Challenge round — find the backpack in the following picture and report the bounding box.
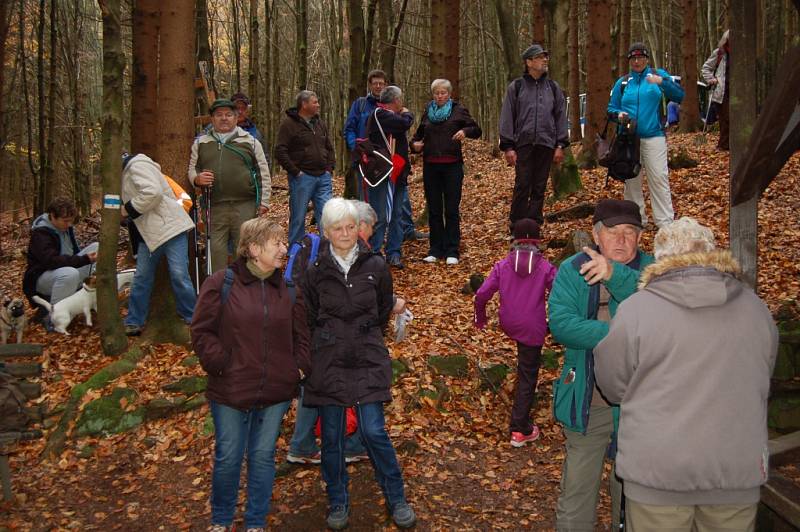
[356,110,395,189]
[604,125,641,182]
[163,174,193,213]
[284,233,321,288]
[0,372,31,432]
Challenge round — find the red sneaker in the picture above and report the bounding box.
[510,426,541,448]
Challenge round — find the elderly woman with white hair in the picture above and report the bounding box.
[411,79,481,265]
[302,197,416,530]
[594,217,778,531]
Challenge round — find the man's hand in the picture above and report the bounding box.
[579,246,613,285]
[553,147,565,165]
[257,205,269,217]
[87,252,98,263]
[708,77,718,86]
[412,141,424,152]
[195,170,214,187]
[504,149,517,167]
[392,297,407,315]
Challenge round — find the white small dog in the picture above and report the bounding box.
[33,284,97,335]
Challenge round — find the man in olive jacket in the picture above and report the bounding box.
[548,199,654,531]
[275,90,336,246]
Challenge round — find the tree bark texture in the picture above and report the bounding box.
[347,0,365,104]
[679,0,701,132]
[96,0,127,356]
[532,0,545,43]
[295,0,308,90]
[617,0,631,76]
[582,0,612,161]
[568,0,582,143]
[248,0,259,110]
[35,0,46,214]
[0,0,11,230]
[493,0,519,83]
[729,0,759,288]
[380,0,409,85]
[45,0,56,199]
[430,0,460,99]
[196,0,216,95]
[550,0,569,88]
[131,0,160,158]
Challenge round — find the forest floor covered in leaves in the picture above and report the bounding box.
[0,131,798,531]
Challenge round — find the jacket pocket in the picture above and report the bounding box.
[552,366,579,431]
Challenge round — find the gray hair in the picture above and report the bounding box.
[321,197,358,234]
[351,200,377,227]
[430,79,452,94]
[653,217,716,260]
[296,90,317,109]
[379,85,403,104]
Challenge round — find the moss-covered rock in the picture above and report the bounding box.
[202,413,215,436]
[667,147,699,169]
[428,355,468,377]
[391,359,409,385]
[542,349,561,371]
[768,396,800,433]
[75,387,144,437]
[555,230,593,266]
[180,355,199,367]
[480,363,509,392]
[162,376,207,396]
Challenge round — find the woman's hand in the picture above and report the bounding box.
[452,129,466,142]
[412,141,424,152]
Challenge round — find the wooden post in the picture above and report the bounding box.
[729,0,758,288]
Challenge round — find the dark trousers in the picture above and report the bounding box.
[422,162,464,259]
[510,144,555,226]
[510,342,542,435]
[718,93,729,150]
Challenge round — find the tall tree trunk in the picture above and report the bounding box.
[568,0,582,143]
[248,0,259,109]
[381,0,409,85]
[232,0,241,91]
[581,0,612,163]
[348,0,365,104]
[532,0,545,43]
[0,0,10,237]
[36,0,47,213]
[550,0,569,88]
[430,0,460,98]
[729,0,758,288]
[195,0,215,95]
[131,0,160,158]
[149,0,196,345]
[493,0,519,83]
[617,0,631,76]
[96,0,127,356]
[295,0,308,90]
[20,0,39,197]
[45,0,56,198]
[679,0,701,132]
[363,0,378,82]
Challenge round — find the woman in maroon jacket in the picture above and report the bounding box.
[411,79,482,265]
[191,218,310,532]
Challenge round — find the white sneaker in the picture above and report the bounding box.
[423,255,437,263]
[446,257,459,265]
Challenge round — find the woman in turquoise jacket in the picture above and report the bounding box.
[607,42,684,229]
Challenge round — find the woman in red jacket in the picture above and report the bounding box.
[191,218,311,532]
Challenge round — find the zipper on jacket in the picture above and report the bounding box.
[260,280,269,395]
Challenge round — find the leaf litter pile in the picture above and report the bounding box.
[0,131,798,530]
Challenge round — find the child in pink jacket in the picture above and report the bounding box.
[474,218,556,447]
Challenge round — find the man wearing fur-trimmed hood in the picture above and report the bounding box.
[594,217,778,531]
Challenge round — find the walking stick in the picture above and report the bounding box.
[204,186,213,276]
[192,198,201,294]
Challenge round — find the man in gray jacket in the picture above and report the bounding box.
[594,217,778,531]
[499,43,568,228]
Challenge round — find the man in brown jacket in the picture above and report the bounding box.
[275,90,336,246]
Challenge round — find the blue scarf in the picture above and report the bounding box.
[427,99,453,123]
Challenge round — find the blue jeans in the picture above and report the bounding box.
[289,387,366,457]
[366,180,405,258]
[319,402,407,511]
[209,399,291,527]
[35,242,99,305]
[400,187,416,239]
[288,171,333,245]
[125,233,196,326]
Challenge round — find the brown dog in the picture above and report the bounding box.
[1,298,26,344]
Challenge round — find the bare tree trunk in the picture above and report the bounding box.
[380,0,409,85]
[196,0,215,94]
[232,0,241,91]
[45,0,56,198]
[532,0,545,43]
[248,0,259,105]
[348,0,365,104]
[568,0,582,143]
[679,0,701,132]
[131,0,160,158]
[0,0,10,241]
[581,0,612,163]
[20,0,39,199]
[430,0,460,98]
[617,0,631,76]
[295,0,308,90]
[492,0,519,83]
[35,0,46,213]
[729,0,758,288]
[550,0,569,88]
[96,0,127,356]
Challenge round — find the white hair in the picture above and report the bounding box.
[430,79,452,94]
[351,200,377,227]
[653,217,716,260]
[321,197,358,234]
[379,85,403,104]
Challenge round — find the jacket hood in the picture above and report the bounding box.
[284,107,319,123]
[231,256,282,287]
[32,213,58,233]
[507,246,542,277]
[639,250,743,309]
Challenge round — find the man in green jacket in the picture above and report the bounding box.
[548,199,654,531]
[189,98,271,273]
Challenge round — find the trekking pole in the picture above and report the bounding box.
[204,186,213,276]
[192,198,201,294]
[702,99,713,134]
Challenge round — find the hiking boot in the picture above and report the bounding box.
[245,528,265,532]
[208,525,231,532]
[125,324,143,337]
[445,257,459,265]
[326,505,349,530]
[345,453,369,463]
[287,451,321,465]
[511,426,541,448]
[391,502,417,528]
[422,255,437,263]
[387,255,404,269]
